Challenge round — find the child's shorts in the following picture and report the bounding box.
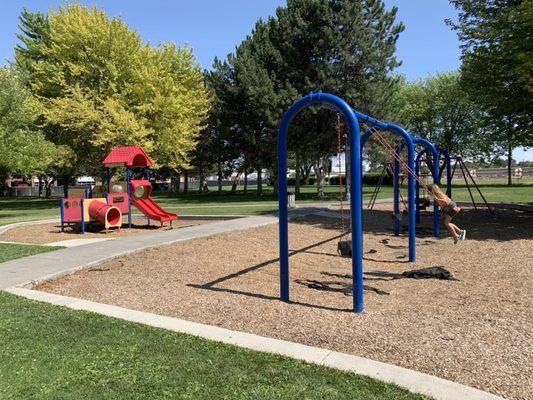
[441,201,460,217]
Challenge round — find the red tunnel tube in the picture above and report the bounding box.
[88,201,121,227]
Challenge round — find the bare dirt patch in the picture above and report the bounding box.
[37,204,533,400]
[0,217,216,244]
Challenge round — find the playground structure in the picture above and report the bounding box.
[60,146,177,233]
[277,92,472,313]
[60,196,123,234]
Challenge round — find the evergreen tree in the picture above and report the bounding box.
[209,0,404,196]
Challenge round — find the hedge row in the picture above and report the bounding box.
[286,174,393,186]
[329,175,394,186]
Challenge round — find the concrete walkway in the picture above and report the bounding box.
[0,215,277,289]
[46,238,113,248]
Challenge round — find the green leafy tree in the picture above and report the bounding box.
[0,67,56,184]
[448,0,533,184]
[15,4,208,191]
[390,72,491,159]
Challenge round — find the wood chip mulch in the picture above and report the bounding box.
[0,217,214,244]
[36,204,533,400]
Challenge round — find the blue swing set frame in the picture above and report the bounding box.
[277,92,442,313]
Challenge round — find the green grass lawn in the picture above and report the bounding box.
[0,197,59,226]
[0,180,530,225]
[0,243,63,263]
[0,292,428,400]
[442,183,533,204]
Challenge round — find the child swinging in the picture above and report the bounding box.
[427,184,466,244]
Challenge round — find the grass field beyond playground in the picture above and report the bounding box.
[0,292,426,400]
[0,181,531,226]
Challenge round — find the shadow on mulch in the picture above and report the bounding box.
[188,224,458,313]
[293,206,533,242]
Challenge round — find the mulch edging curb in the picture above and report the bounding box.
[5,287,504,400]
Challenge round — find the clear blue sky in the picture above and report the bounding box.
[1,0,462,79]
[1,0,530,160]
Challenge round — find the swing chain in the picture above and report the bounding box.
[336,114,346,236]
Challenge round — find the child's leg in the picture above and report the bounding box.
[449,222,462,235]
[444,215,459,238]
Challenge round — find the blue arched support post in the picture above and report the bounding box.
[278,93,364,313]
[391,142,416,264]
[412,137,440,237]
[126,167,132,229]
[360,127,417,261]
[437,147,452,198]
[358,121,416,262]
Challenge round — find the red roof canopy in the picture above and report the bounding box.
[102,146,153,168]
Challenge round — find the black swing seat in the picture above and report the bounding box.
[338,240,352,258]
[418,198,431,210]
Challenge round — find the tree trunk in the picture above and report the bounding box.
[176,172,181,192]
[243,169,248,194]
[183,170,189,193]
[231,171,241,193]
[217,161,223,193]
[302,161,313,185]
[295,152,301,196]
[314,158,326,199]
[257,167,263,195]
[507,144,513,186]
[170,173,179,193]
[198,168,204,193]
[45,179,53,198]
[63,178,69,198]
[303,167,310,185]
[38,175,44,198]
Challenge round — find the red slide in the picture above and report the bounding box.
[132,197,177,223]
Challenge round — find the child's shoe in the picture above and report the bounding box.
[453,236,459,244]
[460,230,466,241]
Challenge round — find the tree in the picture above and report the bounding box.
[0,67,56,184]
[15,4,208,190]
[208,0,404,197]
[390,72,491,159]
[141,43,210,172]
[448,0,533,184]
[269,0,404,197]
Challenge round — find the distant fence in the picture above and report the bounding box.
[1,186,64,197]
[0,179,269,197]
[442,166,533,180]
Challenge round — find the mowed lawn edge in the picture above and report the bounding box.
[0,292,429,400]
[0,243,64,263]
